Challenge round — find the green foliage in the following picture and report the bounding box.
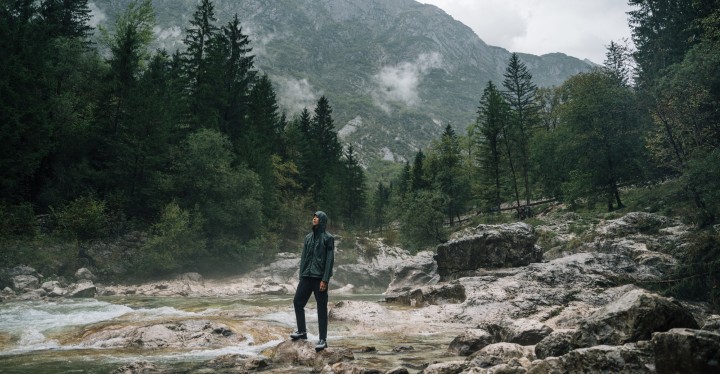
[50,196,108,241]
[662,230,720,311]
[0,203,38,239]
[398,191,448,252]
[134,202,206,276]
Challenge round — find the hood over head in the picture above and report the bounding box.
[314,211,328,232]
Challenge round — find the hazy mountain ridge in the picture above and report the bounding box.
[92,0,593,163]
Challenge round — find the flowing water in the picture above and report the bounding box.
[0,295,463,373]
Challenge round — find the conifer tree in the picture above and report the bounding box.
[473,81,510,212]
[502,53,538,215]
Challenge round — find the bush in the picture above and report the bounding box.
[50,196,108,241]
[133,202,206,277]
[0,202,38,239]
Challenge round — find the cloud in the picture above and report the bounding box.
[275,77,321,114]
[419,0,633,64]
[372,52,443,111]
[88,2,107,27]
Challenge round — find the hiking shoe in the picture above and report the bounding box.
[290,331,307,340]
[315,339,327,351]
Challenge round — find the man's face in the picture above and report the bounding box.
[313,215,319,226]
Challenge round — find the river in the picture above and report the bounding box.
[0,295,464,373]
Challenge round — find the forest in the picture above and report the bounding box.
[1,0,719,304]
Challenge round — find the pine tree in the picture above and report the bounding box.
[181,0,219,129]
[502,53,538,215]
[473,81,510,212]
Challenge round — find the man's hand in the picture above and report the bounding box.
[320,281,328,292]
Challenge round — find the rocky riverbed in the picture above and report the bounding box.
[1,211,719,373]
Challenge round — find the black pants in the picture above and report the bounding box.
[293,277,328,340]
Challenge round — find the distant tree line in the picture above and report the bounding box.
[370,0,720,250]
[0,0,366,276]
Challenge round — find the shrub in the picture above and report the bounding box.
[50,196,108,241]
[0,203,38,239]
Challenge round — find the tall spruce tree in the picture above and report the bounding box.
[502,53,538,215]
[473,81,510,212]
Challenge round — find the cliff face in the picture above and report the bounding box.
[93,0,593,162]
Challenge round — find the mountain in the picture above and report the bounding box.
[91,0,593,164]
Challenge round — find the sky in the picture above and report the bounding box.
[420,0,635,64]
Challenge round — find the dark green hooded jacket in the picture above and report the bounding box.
[299,211,335,282]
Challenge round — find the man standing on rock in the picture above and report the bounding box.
[291,211,335,351]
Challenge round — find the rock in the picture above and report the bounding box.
[421,360,468,374]
[111,361,158,374]
[595,212,670,237]
[385,283,466,307]
[74,267,96,281]
[467,343,534,369]
[8,265,40,277]
[203,354,269,372]
[435,223,541,280]
[573,288,698,347]
[11,274,39,292]
[702,314,720,332]
[2,287,16,296]
[268,339,354,368]
[534,330,575,359]
[79,320,244,349]
[335,243,432,292]
[484,319,553,346]
[385,250,439,294]
[392,345,415,353]
[385,367,410,374]
[66,279,96,298]
[652,328,720,374]
[329,300,393,323]
[448,329,494,356]
[18,288,46,300]
[176,272,203,283]
[41,280,65,297]
[529,342,654,374]
[321,362,383,373]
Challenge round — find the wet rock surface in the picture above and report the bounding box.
[2,211,717,373]
[435,222,542,280]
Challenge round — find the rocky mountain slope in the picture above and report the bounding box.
[91,0,593,163]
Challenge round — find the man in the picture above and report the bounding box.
[290,211,335,351]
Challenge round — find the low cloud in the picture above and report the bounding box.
[88,2,107,27]
[275,77,321,115]
[372,52,443,112]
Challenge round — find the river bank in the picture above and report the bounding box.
[1,211,719,373]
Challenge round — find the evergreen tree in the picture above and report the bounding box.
[39,0,92,40]
[339,145,366,227]
[410,150,428,192]
[473,81,510,212]
[502,53,538,214]
[181,0,219,129]
[371,182,390,233]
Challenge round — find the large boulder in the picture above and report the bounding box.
[448,329,495,356]
[528,342,655,374]
[484,319,553,346]
[652,328,720,374]
[385,283,466,307]
[66,279,97,298]
[74,267,96,281]
[467,342,534,369]
[41,280,65,297]
[385,250,439,294]
[534,330,575,359]
[79,320,244,349]
[421,361,468,374]
[267,340,354,368]
[435,223,541,280]
[573,288,698,347]
[11,274,39,292]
